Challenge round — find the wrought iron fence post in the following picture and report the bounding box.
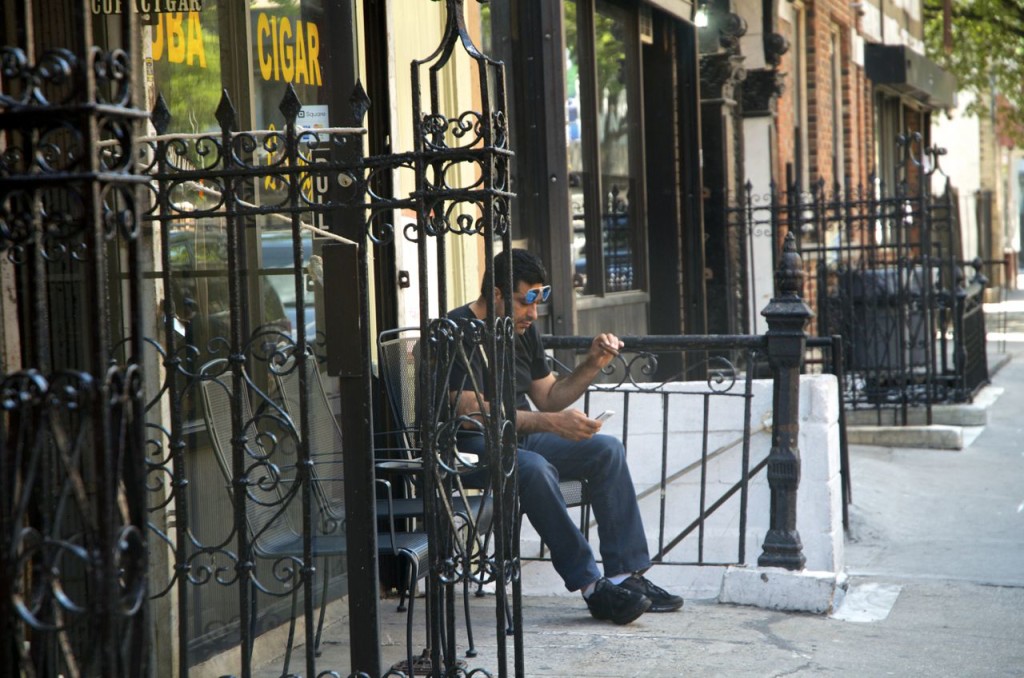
[1,11,149,675]
[758,232,812,570]
[400,1,518,676]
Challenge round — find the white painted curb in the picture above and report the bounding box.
[718,566,849,614]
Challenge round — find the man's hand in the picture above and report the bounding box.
[587,332,624,370]
[550,408,603,441]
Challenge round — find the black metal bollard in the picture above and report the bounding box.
[758,232,813,570]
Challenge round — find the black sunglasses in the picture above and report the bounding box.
[521,285,552,305]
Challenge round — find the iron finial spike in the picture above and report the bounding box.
[279,84,302,124]
[215,90,237,132]
[350,80,371,125]
[151,93,171,134]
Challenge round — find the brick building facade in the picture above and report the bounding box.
[728,0,955,329]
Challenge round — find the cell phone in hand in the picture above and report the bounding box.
[593,410,615,422]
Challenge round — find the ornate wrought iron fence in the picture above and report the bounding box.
[137,7,518,676]
[139,88,370,678]
[0,21,150,678]
[536,333,853,564]
[408,5,519,675]
[539,337,769,566]
[3,1,518,677]
[953,264,990,402]
[730,136,990,424]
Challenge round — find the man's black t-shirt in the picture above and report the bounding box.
[447,303,550,411]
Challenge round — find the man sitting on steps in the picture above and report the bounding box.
[447,248,683,624]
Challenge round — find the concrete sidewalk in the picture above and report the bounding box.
[258,300,1024,677]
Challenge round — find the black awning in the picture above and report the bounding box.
[864,44,957,110]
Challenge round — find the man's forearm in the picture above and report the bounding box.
[539,359,603,412]
[454,391,555,435]
[515,409,556,435]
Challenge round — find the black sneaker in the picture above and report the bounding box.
[618,574,684,612]
[585,577,651,624]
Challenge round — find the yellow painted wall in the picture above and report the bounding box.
[387,0,488,325]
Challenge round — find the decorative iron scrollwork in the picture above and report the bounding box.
[0,47,78,107]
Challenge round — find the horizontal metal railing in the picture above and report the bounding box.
[540,335,770,567]
[534,233,816,576]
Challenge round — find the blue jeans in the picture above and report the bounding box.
[459,431,651,592]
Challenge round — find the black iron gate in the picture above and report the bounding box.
[140,87,372,677]
[731,135,990,423]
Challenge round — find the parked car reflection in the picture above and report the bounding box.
[167,227,317,348]
[260,231,317,341]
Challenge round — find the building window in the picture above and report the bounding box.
[830,28,845,185]
[564,0,644,295]
[793,1,809,192]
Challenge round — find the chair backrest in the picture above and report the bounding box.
[198,362,306,556]
[272,350,345,525]
[378,327,422,445]
[272,349,428,558]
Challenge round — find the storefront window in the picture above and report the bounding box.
[250,2,327,129]
[249,2,327,348]
[146,4,340,667]
[564,0,643,295]
[150,2,328,364]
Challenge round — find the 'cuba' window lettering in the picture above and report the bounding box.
[151,12,207,67]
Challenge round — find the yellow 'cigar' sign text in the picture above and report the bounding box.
[148,10,322,88]
[256,13,322,86]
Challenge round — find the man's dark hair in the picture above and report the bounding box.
[481,248,548,299]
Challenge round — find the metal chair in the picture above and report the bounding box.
[376,327,497,533]
[197,368,350,675]
[376,329,497,655]
[265,353,432,673]
[378,326,589,634]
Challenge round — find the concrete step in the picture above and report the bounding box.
[844,384,1003,450]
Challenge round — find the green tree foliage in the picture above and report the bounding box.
[923,0,1024,143]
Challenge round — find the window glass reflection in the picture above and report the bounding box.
[149,7,223,135]
[249,0,327,346]
[564,0,589,292]
[595,0,636,292]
